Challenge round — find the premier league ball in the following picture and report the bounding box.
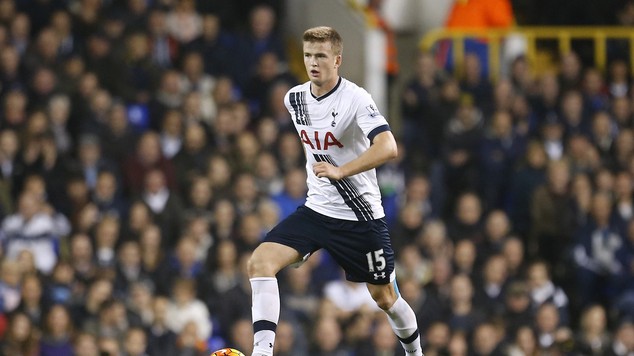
[210,348,246,356]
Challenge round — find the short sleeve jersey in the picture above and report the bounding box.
[284,77,391,221]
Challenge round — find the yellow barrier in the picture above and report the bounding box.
[420,27,634,81]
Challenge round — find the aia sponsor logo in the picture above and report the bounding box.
[299,130,343,150]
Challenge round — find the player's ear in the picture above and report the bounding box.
[334,54,342,68]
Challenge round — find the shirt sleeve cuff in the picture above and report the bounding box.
[368,124,391,144]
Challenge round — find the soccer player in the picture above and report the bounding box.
[248,26,424,356]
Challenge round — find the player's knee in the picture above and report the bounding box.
[247,253,277,278]
[374,295,397,310]
[369,286,398,310]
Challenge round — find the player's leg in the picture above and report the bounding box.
[247,206,322,356]
[248,242,301,356]
[323,216,424,356]
[248,242,303,278]
[367,282,424,356]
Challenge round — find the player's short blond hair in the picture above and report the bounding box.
[303,26,343,55]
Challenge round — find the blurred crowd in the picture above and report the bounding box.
[0,0,632,355]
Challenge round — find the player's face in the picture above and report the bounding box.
[303,40,341,89]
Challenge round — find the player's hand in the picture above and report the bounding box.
[313,162,343,181]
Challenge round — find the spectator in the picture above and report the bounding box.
[148,70,184,130]
[401,52,450,162]
[234,4,286,89]
[438,95,485,208]
[179,51,216,122]
[560,90,591,139]
[1,89,28,133]
[205,239,240,298]
[279,263,320,330]
[140,168,183,249]
[421,321,451,355]
[158,109,184,160]
[146,9,179,69]
[607,320,634,356]
[120,0,150,34]
[72,278,114,330]
[445,273,486,335]
[206,155,233,200]
[529,159,575,266]
[474,254,509,316]
[534,302,573,353]
[84,298,131,345]
[72,133,119,191]
[271,167,306,220]
[502,236,527,281]
[185,13,235,78]
[309,315,350,356]
[0,311,39,356]
[395,245,429,287]
[0,190,70,274]
[15,273,45,326]
[573,192,626,307]
[591,111,617,167]
[506,325,538,356]
[0,47,26,98]
[93,214,120,269]
[165,277,212,342]
[0,129,21,214]
[453,239,477,278]
[98,99,138,166]
[166,0,202,45]
[126,281,154,328]
[114,240,150,297]
[172,122,212,193]
[72,332,100,356]
[502,281,534,339]
[480,110,527,209]
[479,210,512,264]
[244,51,297,118]
[526,260,570,326]
[447,330,469,356]
[223,317,252,356]
[122,327,148,356]
[39,304,74,356]
[147,296,178,356]
[92,170,127,220]
[254,151,284,196]
[68,232,97,287]
[460,53,493,114]
[610,96,633,130]
[46,261,77,307]
[558,52,583,92]
[272,318,308,356]
[114,32,161,104]
[47,94,73,155]
[471,322,505,355]
[122,131,177,197]
[573,304,611,355]
[447,192,484,243]
[582,68,610,113]
[182,176,215,223]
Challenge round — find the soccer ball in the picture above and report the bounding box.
[210,348,246,356]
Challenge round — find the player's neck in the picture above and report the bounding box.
[311,76,340,98]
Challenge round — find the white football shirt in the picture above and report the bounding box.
[284,77,390,221]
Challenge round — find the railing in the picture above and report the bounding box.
[420,27,634,81]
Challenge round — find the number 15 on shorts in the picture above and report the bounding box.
[366,249,386,272]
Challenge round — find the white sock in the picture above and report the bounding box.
[385,296,424,356]
[250,277,279,356]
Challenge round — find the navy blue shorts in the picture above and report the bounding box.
[264,205,395,284]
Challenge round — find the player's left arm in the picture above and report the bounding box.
[313,130,397,180]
